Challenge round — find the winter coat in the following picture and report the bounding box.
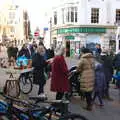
[77,53,95,92]
[113,53,120,69]
[32,53,46,84]
[51,55,70,92]
[7,47,17,59]
[100,54,113,82]
[95,62,106,92]
[18,48,31,59]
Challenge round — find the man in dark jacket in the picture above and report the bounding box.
[32,45,47,97]
[113,52,120,87]
[100,51,113,100]
[18,44,31,59]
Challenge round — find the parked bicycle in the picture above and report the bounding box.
[0,92,88,120]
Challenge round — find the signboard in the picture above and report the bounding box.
[65,36,75,40]
[34,31,39,37]
[57,27,106,34]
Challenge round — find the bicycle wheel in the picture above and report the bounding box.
[59,114,88,120]
[19,75,33,94]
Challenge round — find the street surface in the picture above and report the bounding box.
[0,58,120,120]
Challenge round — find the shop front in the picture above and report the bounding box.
[57,27,106,57]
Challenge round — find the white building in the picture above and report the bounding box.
[51,0,120,56]
[0,0,26,46]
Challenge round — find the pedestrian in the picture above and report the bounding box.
[47,44,55,59]
[51,46,70,100]
[7,43,16,66]
[93,57,106,106]
[77,48,95,111]
[32,45,47,97]
[100,50,113,100]
[18,43,31,59]
[113,51,120,87]
[29,41,37,58]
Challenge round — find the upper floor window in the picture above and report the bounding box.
[75,7,78,22]
[91,8,99,23]
[54,11,57,25]
[10,27,15,33]
[9,12,15,19]
[65,7,78,23]
[116,9,120,23]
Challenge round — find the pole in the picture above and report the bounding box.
[116,26,120,54]
[50,17,52,46]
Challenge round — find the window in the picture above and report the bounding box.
[10,27,15,33]
[9,12,15,19]
[75,7,78,22]
[91,8,99,23]
[7,20,13,24]
[116,9,120,23]
[71,7,74,22]
[54,11,57,25]
[64,7,78,23]
[66,8,69,22]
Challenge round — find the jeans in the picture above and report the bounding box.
[38,79,46,95]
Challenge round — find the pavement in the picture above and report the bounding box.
[0,58,120,120]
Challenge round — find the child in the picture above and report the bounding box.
[93,58,106,106]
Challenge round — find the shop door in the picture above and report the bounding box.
[66,41,70,57]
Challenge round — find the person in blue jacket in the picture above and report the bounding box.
[93,57,106,106]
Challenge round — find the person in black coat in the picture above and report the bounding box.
[32,45,47,97]
[18,44,31,59]
[100,51,113,100]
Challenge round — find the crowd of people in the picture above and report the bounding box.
[0,42,120,112]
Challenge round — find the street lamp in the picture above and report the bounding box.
[115,21,120,54]
[49,17,52,46]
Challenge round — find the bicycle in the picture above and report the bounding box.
[19,69,33,94]
[0,92,88,120]
[6,68,33,94]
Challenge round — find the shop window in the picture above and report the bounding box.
[54,11,57,25]
[91,8,99,23]
[116,9,120,23]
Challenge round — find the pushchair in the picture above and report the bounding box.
[68,66,85,99]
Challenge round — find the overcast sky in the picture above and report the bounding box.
[18,0,62,31]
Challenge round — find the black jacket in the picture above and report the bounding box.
[18,48,31,59]
[32,53,46,84]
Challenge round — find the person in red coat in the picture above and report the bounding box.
[51,46,70,100]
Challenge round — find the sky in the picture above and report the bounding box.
[18,0,62,31]
[0,0,63,31]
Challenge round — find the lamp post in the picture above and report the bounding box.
[50,17,52,46]
[115,21,120,54]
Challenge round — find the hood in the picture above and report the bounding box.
[81,53,93,58]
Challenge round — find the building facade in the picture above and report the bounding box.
[51,0,120,56]
[0,0,30,46]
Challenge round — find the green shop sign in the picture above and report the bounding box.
[57,27,106,34]
[65,36,75,40]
